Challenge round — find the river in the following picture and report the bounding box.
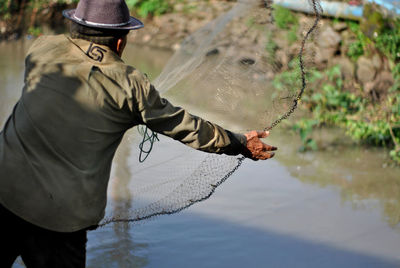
[1,38,399,268]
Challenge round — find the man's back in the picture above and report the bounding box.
[0,35,142,231]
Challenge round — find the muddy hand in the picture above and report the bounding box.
[243,130,277,160]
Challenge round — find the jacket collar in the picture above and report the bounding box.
[66,36,124,65]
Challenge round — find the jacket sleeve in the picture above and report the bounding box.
[130,72,247,156]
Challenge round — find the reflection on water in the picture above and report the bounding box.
[1,38,400,268]
[0,40,33,128]
[87,128,149,268]
[270,127,400,229]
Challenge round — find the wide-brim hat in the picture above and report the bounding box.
[63,0,144,30]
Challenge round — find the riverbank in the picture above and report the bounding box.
[133,0,400,164]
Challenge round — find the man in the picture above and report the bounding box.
[0,0,277,267]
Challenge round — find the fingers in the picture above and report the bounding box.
[245,130,269,140]
[260,151,275,160]
[252,151,275,161]
[243,130,277,160]
[263,143,277,151]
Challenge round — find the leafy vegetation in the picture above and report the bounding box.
[126,0,171,18]
[265,31,278,60]
[272,5,298,44]
[346,21,371,60]
[273,62,400,164]
[273,4,298,30]
[347,17,400,91]
[27,26,42,36]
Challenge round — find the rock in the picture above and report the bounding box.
[142,34,151,43]
[333,22,348,32]
[239,57,256,65]
[363,81,375,94]
[315,46,336,67]
[275,50,289,69]
[174,3,184,12]
[372,53,382,70]
[333,57,355,80]
[374,71,394,95]
[274,31,289,49]
[356,56,376,85]
[317,26,341,48]
[206,48,219,56]
[172,43,181,51]
[363,71,393,100]
[314,26,342,67]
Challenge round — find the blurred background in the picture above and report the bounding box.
[1,0,399,267]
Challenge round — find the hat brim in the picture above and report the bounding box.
[63,9,144,30]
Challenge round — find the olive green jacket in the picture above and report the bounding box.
[0,35,246,232]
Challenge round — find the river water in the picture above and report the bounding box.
[1,38,400,268]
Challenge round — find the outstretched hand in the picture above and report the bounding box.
[243,130,277,161]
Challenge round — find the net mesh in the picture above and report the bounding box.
[100,0,322,226]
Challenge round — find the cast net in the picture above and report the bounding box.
[100,0,322,226]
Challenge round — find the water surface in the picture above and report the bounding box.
[1,38,399,268]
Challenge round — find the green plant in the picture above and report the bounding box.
[287,24,298,44]
[27,26,42,37]
[390,149,400,164]
[265,31,277,59]
[0,0,14,16]
[374,18,400,62]
[126,0,171,18]
[273,5,298,30]
[273,63,400,164]
[347,21,370,60]
[246,17,255,28]
[293,119,318,152]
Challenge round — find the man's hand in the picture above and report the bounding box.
[243,130,277,160]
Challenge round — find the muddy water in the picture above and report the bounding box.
[1,38,399,268]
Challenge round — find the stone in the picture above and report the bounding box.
[374,71,394,94]
[333,22,348,32]
[317,26,341,48]
[363,71,393,100]
[239,57,256,65]
[172,43,181,51]
[142,34,151,43]
[206,48,219,56]
[356,56,376,85]
[372,53,382,71]
[275,50,289,69]
[315,46,336,67]
[333,57,355,81]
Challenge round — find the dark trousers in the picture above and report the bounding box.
[0,203,88,268]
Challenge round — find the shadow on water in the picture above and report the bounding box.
[122,214,400,268]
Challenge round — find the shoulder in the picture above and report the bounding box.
[100,61,151,91]
[27,34,68,55]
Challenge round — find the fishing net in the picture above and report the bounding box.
[100,0,322,226]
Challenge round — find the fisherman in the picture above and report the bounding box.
[0,0,277,266]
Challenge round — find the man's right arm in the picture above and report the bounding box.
[129,72,276,160]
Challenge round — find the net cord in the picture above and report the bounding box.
[265,0,321,131]
[103,0,322,226]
